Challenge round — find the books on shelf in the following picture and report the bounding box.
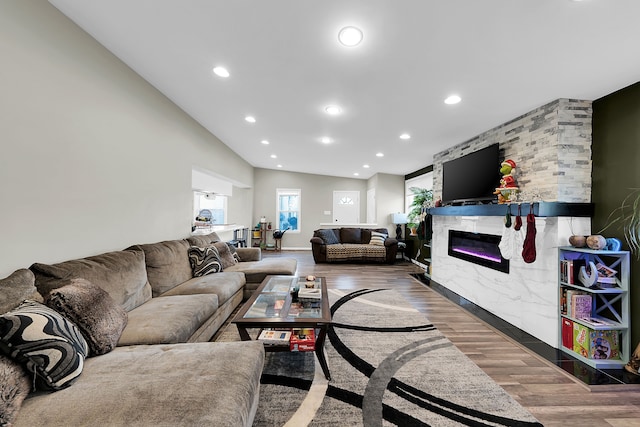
[595,262,618,285]
[258,329,291,345]
[573,323,621,360]
[560,259,586,285]
[572,294,592,320]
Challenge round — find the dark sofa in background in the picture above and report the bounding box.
[310,227,398,264]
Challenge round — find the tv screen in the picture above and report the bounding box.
[442,144,500,205]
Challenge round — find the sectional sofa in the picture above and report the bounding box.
[0,232,297,426]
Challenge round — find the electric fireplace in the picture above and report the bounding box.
[448,230,509,273]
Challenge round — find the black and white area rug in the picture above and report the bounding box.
[219,289,542,426]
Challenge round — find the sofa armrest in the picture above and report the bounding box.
[310,237,324,245]
[384,237,398,247]
[236,247,261,262]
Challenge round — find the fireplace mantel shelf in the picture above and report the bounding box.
[430,202,593,217]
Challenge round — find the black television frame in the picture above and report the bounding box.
[441,143,500,205]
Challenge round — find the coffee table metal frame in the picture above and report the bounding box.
[231,275,332,380]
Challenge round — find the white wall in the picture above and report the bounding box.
[0,1,254,277]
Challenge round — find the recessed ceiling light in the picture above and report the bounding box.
[376,152,384,157]
[325,105,342,115]
[277,164,283,168]
[444,95,462,105]
[245,116,256,123]
[320,137,333,144]
[363,164,370,168]
[270,154,277,159]
[261,140,269,145]
[399,133,411,140]
[353,172,360,176]
[338,26,363,47]
[212,66,229,78]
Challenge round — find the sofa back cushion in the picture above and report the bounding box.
[186,232,222,247]
[0,269,42,315]
[314,229,340,245]
[340,228,362,244]
[127,240,192,297]
[30,250,151,312]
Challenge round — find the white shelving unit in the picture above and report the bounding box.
[558,247,630,369]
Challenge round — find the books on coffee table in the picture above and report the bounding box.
[258,329,291,345]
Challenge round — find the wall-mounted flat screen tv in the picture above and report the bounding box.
[441,143,500,205]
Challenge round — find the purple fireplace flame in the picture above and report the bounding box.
[448,230,509,273]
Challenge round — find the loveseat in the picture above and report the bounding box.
[0,231,297,426]
[310,227,398,264]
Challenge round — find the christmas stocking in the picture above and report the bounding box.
[514,204,523,231]
[522,207,537,263]
[498,205,515,259]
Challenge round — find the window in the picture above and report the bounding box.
[276,188,300,233]
[193,192,226,225]
[405,172,433,213]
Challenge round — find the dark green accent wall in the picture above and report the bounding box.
[592,81,640,348]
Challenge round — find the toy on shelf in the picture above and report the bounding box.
[494,159,519,204]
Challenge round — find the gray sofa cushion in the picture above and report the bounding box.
[45,278,128,356]
[0,269,42,315]
[225,258,297,283]
[118,294,218,346]
[16,341,265,427]
[127,240,193,297]
[30,250,151,312]
[160,272,245,306]
[186,232,222,247]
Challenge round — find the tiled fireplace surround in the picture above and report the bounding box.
[424,99,638,385]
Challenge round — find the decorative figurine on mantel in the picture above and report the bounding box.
[494,159,519,204]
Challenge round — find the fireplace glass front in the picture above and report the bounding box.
[448,230,509,273]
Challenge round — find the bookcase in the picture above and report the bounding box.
[558,247,630,369]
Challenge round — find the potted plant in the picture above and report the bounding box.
[407,187,433,236]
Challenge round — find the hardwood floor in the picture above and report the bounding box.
[260,250,640,427]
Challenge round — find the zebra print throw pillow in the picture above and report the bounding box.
[0,300,89,390]
[369,231,387,246]
[188,246,223,277]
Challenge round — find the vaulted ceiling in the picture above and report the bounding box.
[50,0,640,179]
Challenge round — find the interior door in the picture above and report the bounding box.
[333,191,360,224]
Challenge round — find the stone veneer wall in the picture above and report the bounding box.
[432,98,592,203]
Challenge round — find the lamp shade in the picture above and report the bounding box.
[391,213,408,224]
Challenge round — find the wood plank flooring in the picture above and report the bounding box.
[259,250,640,426]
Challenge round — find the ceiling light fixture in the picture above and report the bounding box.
[444,95,462,105]
[325,105,342,115]
[261,140,269,145]
[399,133,411,140]
[212,66,229,78]
[320,137,332,144]
[353,172,360,176]
[270,154,277,159]
[338,26,363,47]
[363,164,370,168]
[245,116,256,123]
[376,152,384,157]
[277,164,283,168]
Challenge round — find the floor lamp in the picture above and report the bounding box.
[391,213,408,240]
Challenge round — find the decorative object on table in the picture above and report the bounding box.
[569,235,587,248]
[273,228,288,239]
[586,234,607,250]
[494,159,519,204]
[305,275,315,282]
[522,204,536,263]
[605,238,622,251]
[195,209,212,222]
[391,213,408,239]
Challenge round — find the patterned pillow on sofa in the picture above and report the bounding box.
[369,231,387,246]
[188,246,223,277]
[0,300,89,390]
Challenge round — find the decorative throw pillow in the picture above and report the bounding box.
[226,242,241,263]
[369,231,387,246]
[316,229,340,245]
[0,354,30,426]
[0,268,43,315]
[213,241,237,270]
[188,246,223,277]
[45,278,128,357]
[0,300,89,391]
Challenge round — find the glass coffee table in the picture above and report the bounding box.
[231,275,332,380]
